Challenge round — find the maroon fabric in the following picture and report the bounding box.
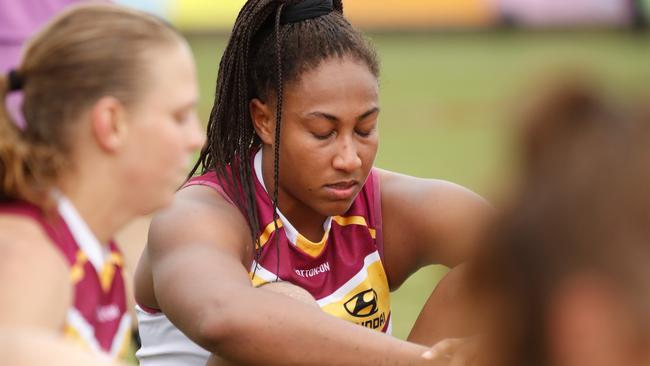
[0,200,128,354]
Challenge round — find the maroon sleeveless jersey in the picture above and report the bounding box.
[186,152,392,333]
[0,201,131,358]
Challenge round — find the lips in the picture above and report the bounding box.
[323,180,359,200]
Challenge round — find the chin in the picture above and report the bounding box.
[320,200,355,217]
[140,191,175,216]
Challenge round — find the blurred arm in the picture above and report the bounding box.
[0,216,70,331]
[0,328,127,366]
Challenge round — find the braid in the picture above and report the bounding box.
[191,0,379,272]
[333,0,343,12]
[271,3,285,281]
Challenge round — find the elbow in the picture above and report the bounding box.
[194,304,239,352]
[193,294,260,354]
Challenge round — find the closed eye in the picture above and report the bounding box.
[355,121,377,138]
[312,130,336,140]
[355,129,372,137]
[174,111,196,125]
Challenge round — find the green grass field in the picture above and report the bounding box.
[185,30,649,341]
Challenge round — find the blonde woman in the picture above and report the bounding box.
[0,3,204,360]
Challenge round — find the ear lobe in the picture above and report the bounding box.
[90,96,128,153]
[250,98,274,145]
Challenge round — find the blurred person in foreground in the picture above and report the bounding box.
[463,79,650,366]
[0,328,127,366]
[0,2,203,362]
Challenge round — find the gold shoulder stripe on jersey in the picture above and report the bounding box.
[258,218,283,247]
[332,215,376,239]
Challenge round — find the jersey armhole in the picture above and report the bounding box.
[183,177,236,207]
[370,168,385,263]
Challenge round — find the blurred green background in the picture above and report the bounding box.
[186,30,649,340]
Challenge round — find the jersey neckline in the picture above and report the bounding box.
[253,149,332,248]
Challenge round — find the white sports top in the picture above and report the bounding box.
[135,305,210,366]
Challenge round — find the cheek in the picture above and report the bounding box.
[359,137,379,166]
[280,128,316,161]
[152,124,186,157]
[278,140,326,188]
[138,126,185,175]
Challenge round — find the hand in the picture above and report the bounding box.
[421,337,479,366]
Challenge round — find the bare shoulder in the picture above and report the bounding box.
[137,184,253,309]
[0,214,70,329]
[376,169,491,287]
[0,214,68,280]
[147,184,252,264]
[377,168,487,208]
[377,169,489,236]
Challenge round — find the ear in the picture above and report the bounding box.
[250,98,274,145]
[89,96,128,153]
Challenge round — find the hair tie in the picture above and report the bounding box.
[280,0,333,24]
[7,69,24,92]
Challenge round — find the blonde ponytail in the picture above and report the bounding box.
[0,72,63,204]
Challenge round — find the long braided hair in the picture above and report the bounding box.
[189,0,379,268]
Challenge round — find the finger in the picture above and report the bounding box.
[449,339,480,366]
[421,338,465,360]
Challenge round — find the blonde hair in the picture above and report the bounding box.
[0,3,182,204]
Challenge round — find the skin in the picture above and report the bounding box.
[0,328,129,366]
[136,56,489,365]
[471,275,650,366]
[0,40,203,353]
[547,276,650,366]
[407,265,479,345]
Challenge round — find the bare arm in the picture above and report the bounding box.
[0,216,70,331]
[145,185,444,366]
[0,328,127,366]
[379,169,491,289]
[378,169,491,345]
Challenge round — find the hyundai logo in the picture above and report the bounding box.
[344,289,379,317]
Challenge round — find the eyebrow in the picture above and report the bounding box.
[307,107,380,123]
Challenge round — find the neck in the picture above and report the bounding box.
[57,171,135,245]
[260,146,327,242]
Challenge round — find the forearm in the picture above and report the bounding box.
[150,217,434,365]
[193,287,432,366]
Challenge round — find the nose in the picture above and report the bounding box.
[332,136,362,173]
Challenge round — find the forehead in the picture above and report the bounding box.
[139,42,197,103]
[283,57,379,111]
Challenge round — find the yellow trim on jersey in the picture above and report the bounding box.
[332,215,377,239]
[258,219,283,247]
[109,252,123,266]
[70,251,87,284]
[99,264,115,292]
[116,326,133,360]
[295,231,329,258]
[250,272,269,287]
[64,324,92,352]
[99,252,123,292]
